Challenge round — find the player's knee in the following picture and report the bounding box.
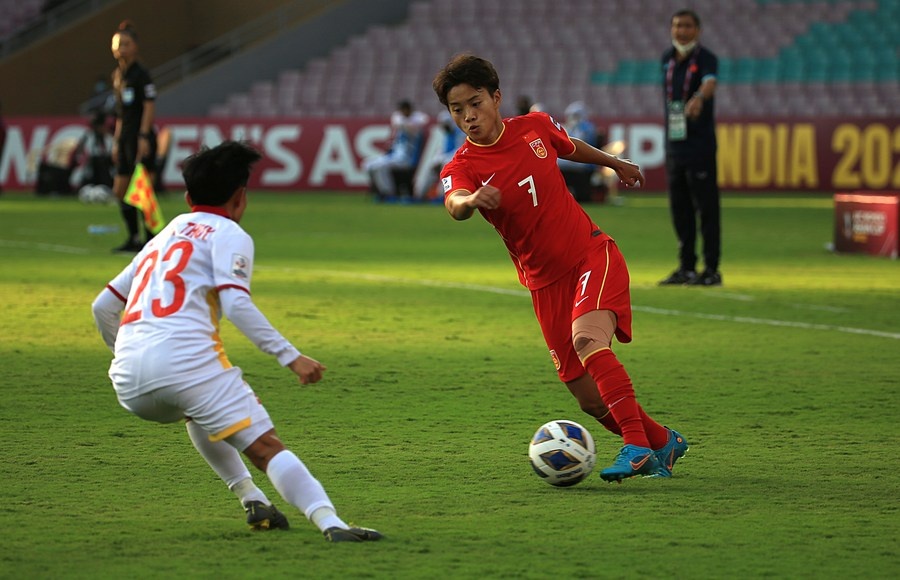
[243,430,286,472]
[572,311,615,361]
[573,332,607,363]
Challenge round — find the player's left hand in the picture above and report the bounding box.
[287,355,327,385]
[614,158,645,188]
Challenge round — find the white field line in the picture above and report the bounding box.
[270,268,900,341]
[0,239,90,255]
[2,243,890,340]
[634,305,899,340]
[788,303,850,313]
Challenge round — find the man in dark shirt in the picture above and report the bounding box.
[659,9,722,286]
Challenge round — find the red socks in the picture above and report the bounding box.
[583,349,668,450]
[639,406,670,450]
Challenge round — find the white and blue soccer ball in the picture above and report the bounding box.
[529,420,596,487]
[78,184,114,205]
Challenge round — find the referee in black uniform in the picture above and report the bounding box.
[110,20,157,253]
[658,9,722,287]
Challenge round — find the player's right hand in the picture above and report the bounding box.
[468,185,501,210]
[288,355,327,385]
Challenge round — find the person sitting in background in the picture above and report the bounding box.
[413,110,466,201]
[74,112,114,190]
[363,100,428,200]
[557,101,599,204]
[85,74,115,116]
[0,100,6,195]
[591,133,628,205]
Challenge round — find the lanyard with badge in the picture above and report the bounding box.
[666,49,698,141]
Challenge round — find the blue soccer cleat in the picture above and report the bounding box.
[652,428,689,477]
[599,444,660,482]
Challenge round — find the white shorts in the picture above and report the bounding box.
[117,366,274,451]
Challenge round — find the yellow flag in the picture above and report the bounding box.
[124,163,165,235]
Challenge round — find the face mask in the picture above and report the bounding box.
[673,39,697,56]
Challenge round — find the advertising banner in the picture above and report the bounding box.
[2,116,898,193]
[833,192,899,258]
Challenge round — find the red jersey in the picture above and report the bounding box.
[441,112,611,290]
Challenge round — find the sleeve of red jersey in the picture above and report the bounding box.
[439,156,478,198]
[536,111,577,157]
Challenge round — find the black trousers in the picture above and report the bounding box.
[666,155,721,273]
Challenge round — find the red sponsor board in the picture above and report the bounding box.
[833,192,899,259]
[1,116,899,192]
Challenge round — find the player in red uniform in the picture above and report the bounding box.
[434,54,688,481]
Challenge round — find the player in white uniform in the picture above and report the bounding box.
[91,140,381,542]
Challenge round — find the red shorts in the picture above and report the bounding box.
[531,238,633,382]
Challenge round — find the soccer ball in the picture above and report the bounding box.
[528,420,596,487]
[78,184,114,204]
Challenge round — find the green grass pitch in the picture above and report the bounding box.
[1,191,897,579]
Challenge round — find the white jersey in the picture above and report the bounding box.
[102,207,299,399]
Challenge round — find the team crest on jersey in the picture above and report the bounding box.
[231,254,249,280]
[549,349,561,371]
[524,131,547,159]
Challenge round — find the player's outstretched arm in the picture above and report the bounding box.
[562,138,645,188]
[220,288,305,367]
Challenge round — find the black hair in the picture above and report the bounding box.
[181,141,262,206]
[672,9,701,27]
[115,19,139,41]
[432,54,501,107]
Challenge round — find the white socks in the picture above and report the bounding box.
[266,450,347,531]
[186,420,270,506]
[310,506,347,532]
[187,422,349,531]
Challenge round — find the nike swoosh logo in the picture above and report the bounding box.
[630,455,650,470]
[575,296,590,307]
[481,173,496,186]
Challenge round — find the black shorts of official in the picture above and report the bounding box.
[116,132,158,177]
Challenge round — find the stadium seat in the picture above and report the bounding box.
[207,0,899,119]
